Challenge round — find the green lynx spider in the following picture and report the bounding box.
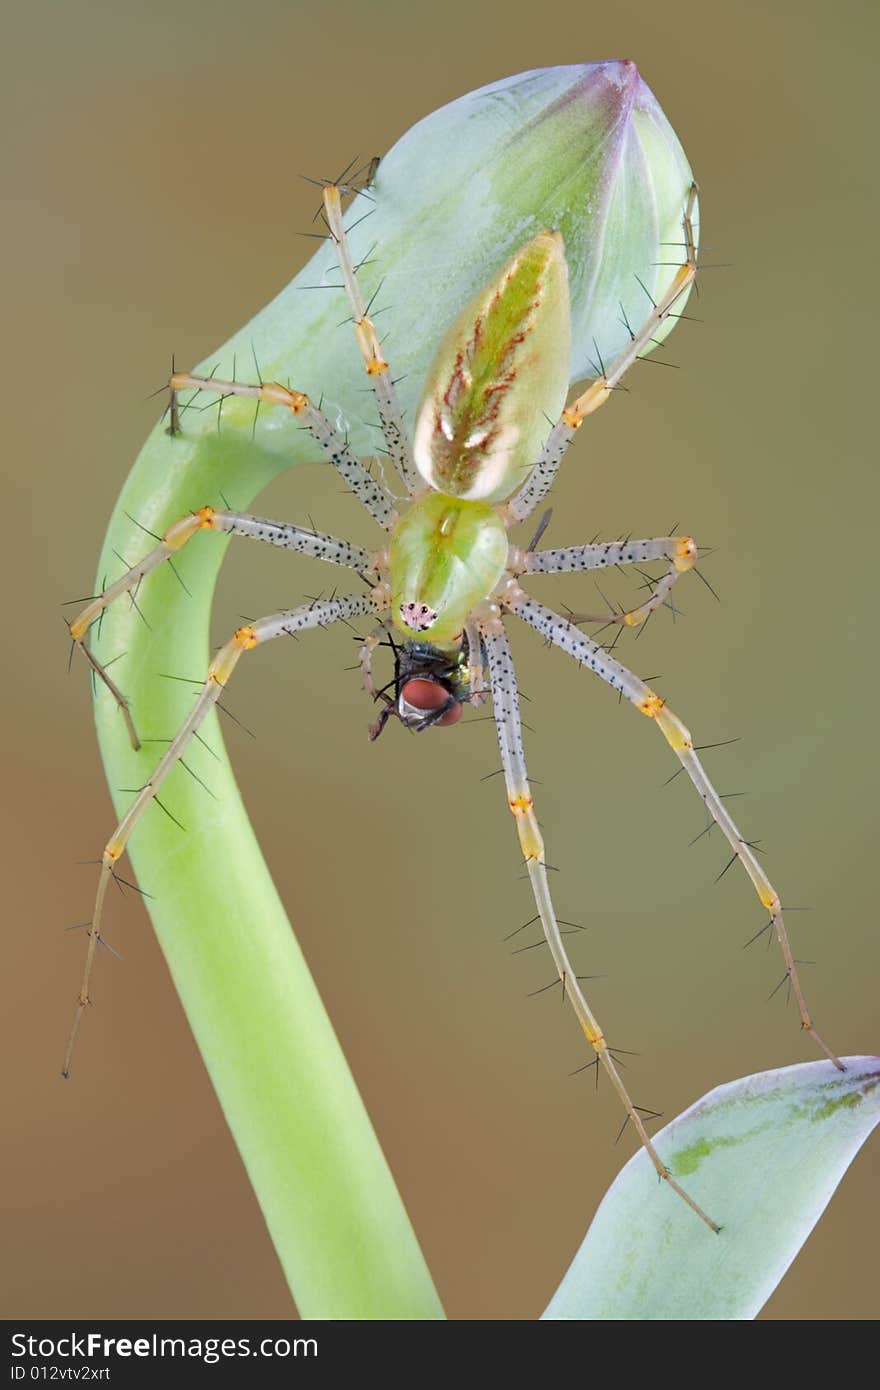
[65,178,842,1232]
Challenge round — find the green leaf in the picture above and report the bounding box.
[543,1057,880,1320]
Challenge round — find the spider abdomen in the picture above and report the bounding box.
[412,231,571,504]
[390,492,508,643]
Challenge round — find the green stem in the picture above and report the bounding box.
[91,401,444,1317]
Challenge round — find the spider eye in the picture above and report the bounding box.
[400,600,438,632]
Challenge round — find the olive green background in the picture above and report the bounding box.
[3,0,877,1320]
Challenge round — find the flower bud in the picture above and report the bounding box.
[219,63,696,461]
[368,61,696,385]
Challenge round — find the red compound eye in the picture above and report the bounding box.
[401,678,446,710]
[400,679,462,727]
[436,703,463,727]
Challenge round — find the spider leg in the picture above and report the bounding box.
[514,533,698,628]
[478,613,720,1232]
[69,506,378,749]
[464,620,488,706]
[359,619,392,697]
[505,185,698,525]
[322,184,419,496]
[62,593,377,1079]
[168,372,397,531]
[505,588,843,1072]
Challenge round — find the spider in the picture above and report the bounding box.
[64,177,841,1232]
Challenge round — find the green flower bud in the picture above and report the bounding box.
[217,62,696,463]
[367,60,696,384]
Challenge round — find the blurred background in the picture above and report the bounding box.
[3,0,877,1321]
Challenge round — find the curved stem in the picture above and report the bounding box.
[88,419,442,1319]
[81,171,451,1317]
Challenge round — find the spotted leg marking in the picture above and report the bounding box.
[69,506,376,749]
[515,533,698,629]
[478,614,720,1232]
[322,183,419,495]
[169,372,397,530]
[505,589,843,1071]
[62,593,377,1079]
[505,185,699,525]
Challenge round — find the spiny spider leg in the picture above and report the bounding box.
[69,506,377,750]
[359,620,392,697]
[464,620,488,706]
[505,185,698,525]
[322,183,419,495]
[504,589,843,1071]
[77,639,140,752]
[168,373,397,531]
[478,616,720,1232]
[63,593,377,1079]
[514,533,698,629]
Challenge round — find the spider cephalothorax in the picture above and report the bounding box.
[66,174,841,1236]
